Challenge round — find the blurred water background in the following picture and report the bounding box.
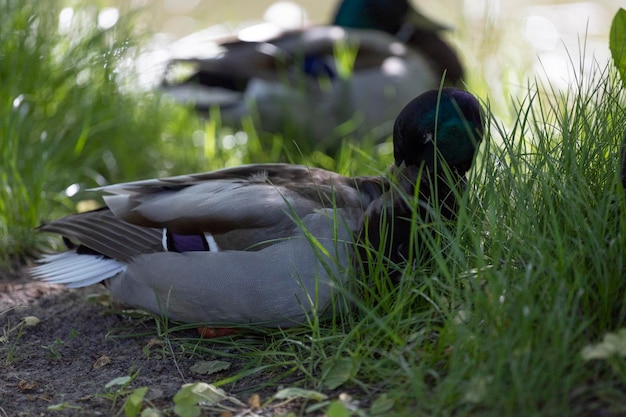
[90,0,623,97]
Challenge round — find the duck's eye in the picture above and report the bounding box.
[422,132,433,144]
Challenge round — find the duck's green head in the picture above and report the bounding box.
[393,88,485,176]
[333,0,408,34]
[333,0,447,35]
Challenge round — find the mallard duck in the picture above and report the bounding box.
[161,0,463,145]
[31,88,484,328]
[332,0,463,83]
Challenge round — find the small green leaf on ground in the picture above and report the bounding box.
[69,328,78,340]
[22,316,40,327]
[189,360,230,375]
[323,357,359,390]
[140,408,163,417]
[273,387,328,401]
[47,402,81,410]
[326,400,352,417]
[173,382,242,417]
[105,376,132,389]
[174,382,226,405]
[581,328,626,360]
[370,393,395,415]
[610,8,626,86]
[173,402,200,417]
[125,386,148,417]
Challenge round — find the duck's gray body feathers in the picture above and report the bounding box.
[31,88,485,328]
[107,209,356,326]
[33,164,390,326]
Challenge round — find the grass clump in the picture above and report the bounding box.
[0,0,209,262]
[163,61,625,416]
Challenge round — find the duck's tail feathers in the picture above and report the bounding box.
[30,252,125,288]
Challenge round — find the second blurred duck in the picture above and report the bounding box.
[161,0,464,147]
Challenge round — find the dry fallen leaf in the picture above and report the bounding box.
[92,354,111,369]
[18,380,38,391]
[248,393,261,409]
[145,338,165,348]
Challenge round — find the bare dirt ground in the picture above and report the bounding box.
[0,269,318,417]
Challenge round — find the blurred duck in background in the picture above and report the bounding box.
[160,0,464,147]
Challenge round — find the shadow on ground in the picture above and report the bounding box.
[0,272,310,416]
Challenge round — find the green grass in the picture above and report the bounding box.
[167,64,625,415]
[0,0,210,261]
[2,1,626,416]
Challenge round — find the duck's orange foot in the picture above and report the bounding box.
[196,327,238,338]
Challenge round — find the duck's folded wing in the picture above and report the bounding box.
[98,164,359,235]
[33,209,161,288]
[39,208,162,262]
